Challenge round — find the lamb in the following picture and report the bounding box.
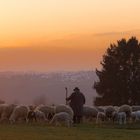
[9,105,29,123]
[131,111,140,122]
[50,112,73,127]
[0,104,16,122]
[111,111,126,124]
[36,105,55,120]
[118,105,132,119]
[55,104,74,119]
[35,110,48,123]
[83,105,98,122]
[114,106,119,112]
[132,106,140,112]
[96,106,105,113]
[117,112,126,125]
[27,110,36,123]
[105,106,116,121]
[96,112,106,124]
[112,110,122,123]
[131,112,137,122]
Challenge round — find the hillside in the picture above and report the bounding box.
[0,71,97,105]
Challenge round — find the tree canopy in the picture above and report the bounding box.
[94,37,140,106]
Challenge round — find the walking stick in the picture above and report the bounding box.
[65,87,68,105]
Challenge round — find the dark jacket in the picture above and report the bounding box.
[67,91,85,116]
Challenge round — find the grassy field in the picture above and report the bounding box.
[0,123,140,140]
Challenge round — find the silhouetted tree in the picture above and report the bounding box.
[94,37,140,106]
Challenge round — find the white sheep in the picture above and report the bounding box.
[36,105,55,120]
[132,106,140,112]
[117,112,126,125]
[0,104,16,122]
[83,105,98,122]
[118,105,132,119]
[131,112,137,122]
[114,106,119,112]
[50,112,73,127]
[96,106,105,113]
[112,111,119,123]
[9,105,29,123]
[105,106,116,121]
[131,111,140,122]
[55,104,74,119]
[96,112,106,124]
[35,110,48,123]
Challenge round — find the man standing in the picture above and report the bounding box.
[66,87,85,124]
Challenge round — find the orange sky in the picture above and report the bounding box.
[0,0,140,71]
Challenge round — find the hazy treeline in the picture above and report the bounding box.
[0,71,97,105]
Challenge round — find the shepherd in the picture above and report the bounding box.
[66,87,86,124]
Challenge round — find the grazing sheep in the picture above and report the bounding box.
[117,112,126,125]
[131,112,137,122]
[36,105,55,120]
[114,106,119,112]
[112,111,126,124]
[83,105,98,122]
[132,106,140,112]
[96,112,106,124]
[55,104,74,119]
[112,111,119,123]
[35,110,48,123]
[105,106,116,121]
[118,105,132,119]
[28,105,36,111]
[0,104,16,122]
[27,110,36,123]
[96,106,105,113]
[50,112,73,127]
[131,111,140,122]
[9,105,29,123]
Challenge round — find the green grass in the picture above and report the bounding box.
[0,123,140,140]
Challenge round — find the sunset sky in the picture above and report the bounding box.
[0,0,140,71]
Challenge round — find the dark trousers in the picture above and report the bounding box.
[73,115,82,124]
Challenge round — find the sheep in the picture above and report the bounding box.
[28,105,36,111]
[117,112,126,125]
[131,112,137,123]
[36,105,55,120]
[112,111,118,123]
[118,105,132,120]
[105,106,116,121]
[132,106,140,112]
[114,106,119,112]
[50,112,73,127]
[131,111,140,122]
[9,105,29,123]
[96,106,105,113]
[55,104,74,119]
[96,112,106,124]
[112,111,127,125]
[27,110,36,123]
[83,105,98,122]
[0,104,16,122]
[35,110,48,123]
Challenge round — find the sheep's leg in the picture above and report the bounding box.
[65,120,70,128]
